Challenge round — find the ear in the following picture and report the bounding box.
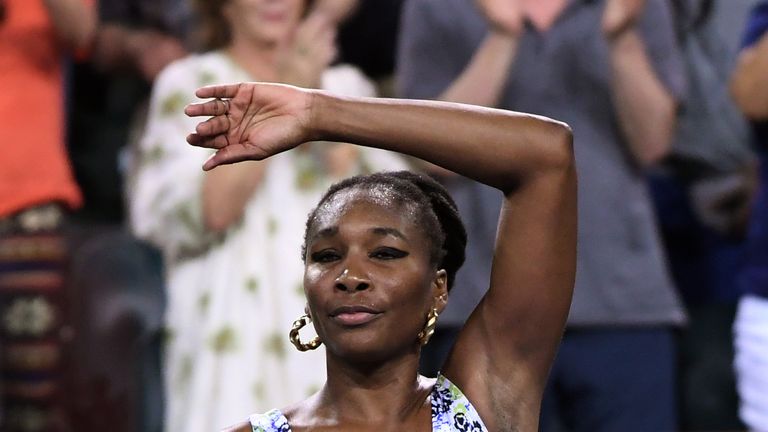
[431,269,448,314]
[304,304,311,318]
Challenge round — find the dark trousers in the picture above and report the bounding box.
[540,327,678,432]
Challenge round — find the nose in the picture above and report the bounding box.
[334,266,370,292]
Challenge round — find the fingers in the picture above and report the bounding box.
[202,147,252,171]
[185,98,229,117]
[195,83,240,99]
[186,132,230,149]
[298,11,332,41]
[295,11,336,55]
[310,0,358,24]
[195,114,230,136]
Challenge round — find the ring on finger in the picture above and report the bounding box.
[215,98,229,115]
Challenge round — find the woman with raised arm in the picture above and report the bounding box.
[185,82,576,432]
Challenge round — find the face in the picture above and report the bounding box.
[303,189,447,363]
[223,0,304,45]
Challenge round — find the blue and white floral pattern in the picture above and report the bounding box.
[250,409,290,432]
[249,374,488,431]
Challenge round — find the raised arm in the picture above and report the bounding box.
[438,0,522,106]
[604,0,679,167]
[731,30,768,120]
[43,0,97,52]
[187,83,576,431]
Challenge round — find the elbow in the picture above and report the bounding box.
[75,23,98,52]
[70,28,97,54]
[736,100,768,121]
[545,120,575,172]
[636,140,670,167]
[202,205,239,233]
[634,113,675,168]
[203,212,236,234]
[730,81,768,120]
[58,13,98,53]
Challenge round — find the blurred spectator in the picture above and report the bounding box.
[730,2,768,430]
[67,0,190,224]
[128,1,407,430]
[62,2,189,431]
[398,0,686,430]
[0,0,95,430]
[650,1,758,429]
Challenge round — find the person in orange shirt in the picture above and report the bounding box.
[0,0,95,217]
[0,1,95,430]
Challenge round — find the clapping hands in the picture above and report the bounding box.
[277,12,337,88]
[475,0,524,36]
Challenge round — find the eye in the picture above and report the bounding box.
[370,247,409,260]
[310,249,341,263]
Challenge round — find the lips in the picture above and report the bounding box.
[330,305,382,326]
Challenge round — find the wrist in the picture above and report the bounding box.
[606,27,641,53]
[306,89,330,142]
[604,20,639,45]
[488,27,520,44]
[124,30,150,64]
[488,19,523,40]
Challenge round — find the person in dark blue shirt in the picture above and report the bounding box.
[730,2,768,429]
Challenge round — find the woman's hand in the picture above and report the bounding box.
[277,12,337,88]
[602,0,646,40]
[185,83,315,170]
[475,0,524,37]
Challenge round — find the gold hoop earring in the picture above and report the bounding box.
[289,314,322,352]
[417,307,439,346]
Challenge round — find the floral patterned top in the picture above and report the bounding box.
[249,374,488,432]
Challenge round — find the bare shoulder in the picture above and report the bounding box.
[221,421,252,432]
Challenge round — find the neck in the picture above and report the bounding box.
[224,36,280,81]
[311,348,432,424]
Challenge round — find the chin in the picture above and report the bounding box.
[246,21,295,44]
[325,333,418,366]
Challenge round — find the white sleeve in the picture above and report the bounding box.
[128,57,220,260]
[321,64,378,97]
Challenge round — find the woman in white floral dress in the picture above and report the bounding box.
[128,1,406,430]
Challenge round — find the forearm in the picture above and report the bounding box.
[609,29,676,167]
[202,162,267,232]
[310,93,572,194]
[91,25,137,71]
[731,34,768,120]
[43,0,96,51]
[439,30,519,106]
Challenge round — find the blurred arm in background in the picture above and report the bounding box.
[42,0,97,52]
[91,25,187,82]
[605,0,680,167]
[731,29,768,120]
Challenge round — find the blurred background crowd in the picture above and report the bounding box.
[1,0,767,431]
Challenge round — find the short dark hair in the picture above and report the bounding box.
[302,171,467,291]
[191,0,231,52]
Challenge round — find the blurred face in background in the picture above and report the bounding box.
[223,0,305,46]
